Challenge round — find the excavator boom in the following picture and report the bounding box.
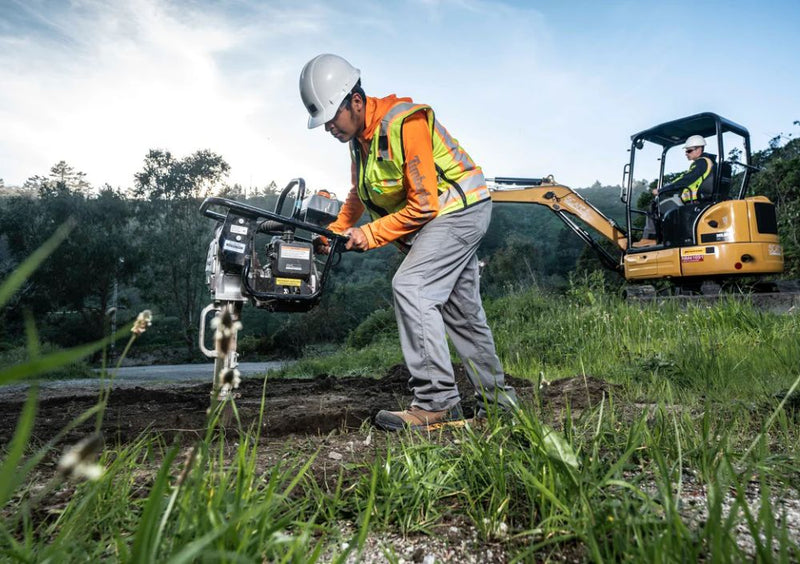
[489,178,627,272]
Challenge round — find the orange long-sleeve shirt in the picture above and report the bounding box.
[328,95,441,249]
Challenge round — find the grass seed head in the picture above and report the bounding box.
[131,310,153,335]
[57,433,104,481]
[220,367,241,394]
[212,306,242,355]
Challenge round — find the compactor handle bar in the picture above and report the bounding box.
[201,178,308,223]
[200,198,342,242]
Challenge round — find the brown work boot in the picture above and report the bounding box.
[374,404,464,431]
[632,238,657,248]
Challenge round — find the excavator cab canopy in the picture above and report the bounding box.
[625,112,754,204]
[631,112,750,151]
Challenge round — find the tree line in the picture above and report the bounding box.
[1,129,798,362]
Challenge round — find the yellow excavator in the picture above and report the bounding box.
[490,112,784,294]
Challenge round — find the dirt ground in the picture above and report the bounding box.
[0,365,619,448]
[1,365,624,562]
[2,366,799,561]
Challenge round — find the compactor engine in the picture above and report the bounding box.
[204,188,342,312]
[199,179,347,398]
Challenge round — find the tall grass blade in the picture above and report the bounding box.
[357,462,379,551]
[129,445,180,564]
[23,312,40,359]
[0,219,75,307]
[164,527,230,564]
[0,324,131,385]
[738,371,800,466]
[0,387,38,506]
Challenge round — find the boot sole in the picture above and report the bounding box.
[374,410,466,432]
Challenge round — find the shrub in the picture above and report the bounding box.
[346,307,397,349]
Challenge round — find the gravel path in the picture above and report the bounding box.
[0,361,286,400]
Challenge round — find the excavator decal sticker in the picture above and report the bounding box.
[680,247,712,263]
[563,196,593,223]
[768,244,783,256]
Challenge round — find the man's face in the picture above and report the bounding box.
[324,93,364,143]
[684,146,703,161]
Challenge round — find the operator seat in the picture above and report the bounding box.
[661,158,727,248]
[712,161,732,202]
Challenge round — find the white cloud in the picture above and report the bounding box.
[1,0,798,195]
[0,1,324,190]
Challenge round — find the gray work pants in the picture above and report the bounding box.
[392,201,517,415]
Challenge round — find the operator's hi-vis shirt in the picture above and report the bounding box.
[661,153,716,203]
[328,95,490,249]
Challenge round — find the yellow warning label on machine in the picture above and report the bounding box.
[680,247,705,263]
[275,277,302,287]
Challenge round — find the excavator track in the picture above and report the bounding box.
[623,280,800,313]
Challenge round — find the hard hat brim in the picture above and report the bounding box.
[308,113,327,129]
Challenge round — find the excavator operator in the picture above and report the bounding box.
[299,53,517,431]
[637,134,716,247]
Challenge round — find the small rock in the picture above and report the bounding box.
[328,451,343,461]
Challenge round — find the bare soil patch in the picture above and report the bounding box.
[0,365,620,448]
[0,367,631,562]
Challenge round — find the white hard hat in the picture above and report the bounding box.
[299,54,361,129]
[683,134,706,149]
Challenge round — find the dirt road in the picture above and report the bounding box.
[0,361,286,402]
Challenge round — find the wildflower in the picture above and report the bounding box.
[57,433,104,481]
[211,305,242,355]
[131,310,153,335]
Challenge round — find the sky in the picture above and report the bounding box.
[1,0,799,197]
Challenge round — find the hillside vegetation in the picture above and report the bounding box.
[1,125,798,362]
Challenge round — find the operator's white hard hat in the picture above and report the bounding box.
[683,134,706,148]
[299,54,361,129]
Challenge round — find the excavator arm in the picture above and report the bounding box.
[489,177,627,272]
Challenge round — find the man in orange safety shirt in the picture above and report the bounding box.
[300,53,516,431]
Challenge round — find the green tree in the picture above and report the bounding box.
[24,161,91,198]
[133,149,230,354]
[749,126,800,277]
[0,173,138,346]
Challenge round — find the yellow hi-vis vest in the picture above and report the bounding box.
[680,156,714,203]
[350,102,490,222]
